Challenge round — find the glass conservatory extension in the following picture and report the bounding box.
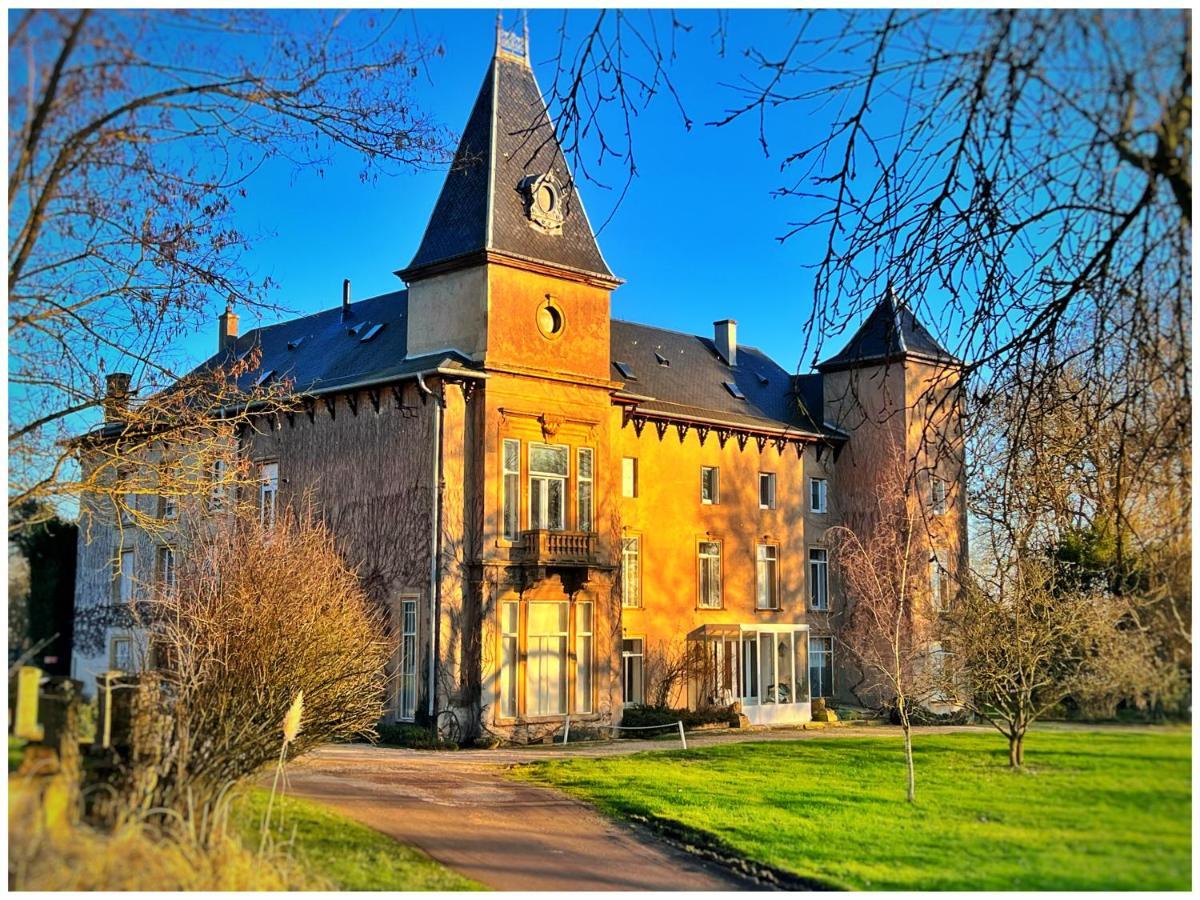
[686,623,812,725]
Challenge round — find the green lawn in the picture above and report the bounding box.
[230,789,481,891]
[514,728,1191,890]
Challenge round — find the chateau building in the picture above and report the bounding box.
[72,33,966,741]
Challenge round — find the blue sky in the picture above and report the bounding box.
[177,9,863,373]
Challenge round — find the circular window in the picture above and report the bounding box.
[537,298,565,339]
[536,183,557,214]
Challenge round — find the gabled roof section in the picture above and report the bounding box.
[195,290,478,397]
[400,50,615,284]
[817,288,958,372]
[610,320,835,437]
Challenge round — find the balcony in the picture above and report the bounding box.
[514,529,599,567]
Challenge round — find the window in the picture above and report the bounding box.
[931,477,947,516]
[529,443,568,532]
[575,602,593,714]
[115,549,135,604]
[160,482,177,520]
[742,633,759,703]
[723,381,746,400]
[258,461,279,527]
[756,544,779,610]
[701,466,720,505]
[110,635,133,671]
[622,638,644,706]
[157,546,175,592]
[930,554,950,611]
[809,635,834,698]
[502,439,520,541]
[210,458,227,510]
[576,448,594,532]
[622,457,638,498]
[621,536,641,608]
[397,599,418,720]
[759,473,776,510]
[499,601,519,718]
[809,548,829,610]
[698,541,722,609]
[614,361,637,381]
[527,602,568,716]
[810,477,828,513]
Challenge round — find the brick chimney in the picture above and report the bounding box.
[103,373,132,423]
[342,279,352,322]
[714,319,737,367]
[218,303,239,354]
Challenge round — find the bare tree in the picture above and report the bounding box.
[107,500,394,838]
[942,562,1162,768]
[643,639,688,709]
[828,452,941,803]
[9,10,451,524]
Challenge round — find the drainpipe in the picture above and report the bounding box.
[416,374,443,721]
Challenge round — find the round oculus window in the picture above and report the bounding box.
[537,300,565,339]
[536,183,557,214]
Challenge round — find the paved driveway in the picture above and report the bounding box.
[284,744,754,890]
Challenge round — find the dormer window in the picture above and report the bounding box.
[520,172,565,235]
[614,361,637,381]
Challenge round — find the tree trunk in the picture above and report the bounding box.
[1008,730,1025,769]
[903,723,916,802]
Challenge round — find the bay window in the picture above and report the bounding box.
[502,439,520,540]
[576,448,594,532]
[527,602,568,716]
[529,443,568,531]
[575,602,593,714]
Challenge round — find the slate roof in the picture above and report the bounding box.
[198,290,478,397]
[400,54,615,283]
[610,320,835,438]
[817,288,958,372]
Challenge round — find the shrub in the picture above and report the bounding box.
[621,704,737,738]
[375,723,456,751]
[105,504,394,839]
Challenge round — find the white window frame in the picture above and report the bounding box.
[809,547,829,610]
[157,545,176,593]
[116,549,135,604]
[258,461,279,527]
[931,477,947,516]
[528,442,568,532]
[394,597,419,721]
[622,457,638,498]
[701,466,720,505]
[110,635,133,671]
[502,438,521,541]
[576,447,594,532]
[209,457,227,511]
[759,472,776,510]
[756,543,779,610]
[574,601,593,714]
[622,638,645,707]
[809,635,834,698]
[621,535,641,608]
[499,601,519,719]
[526,601,569,717]
[809,477,828,513]
[698,540,723,609]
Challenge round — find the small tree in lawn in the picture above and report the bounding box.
[828,453,941,804]
[941,560,1164,769]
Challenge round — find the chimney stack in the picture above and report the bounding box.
[218,303,239,354]
[714,319,737,367]
[103,373,133,423]
[342,279,351,321]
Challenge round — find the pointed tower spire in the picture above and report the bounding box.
[817,286,957,372]
[399,28,616,286]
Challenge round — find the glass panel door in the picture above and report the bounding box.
[742,632,759,705]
